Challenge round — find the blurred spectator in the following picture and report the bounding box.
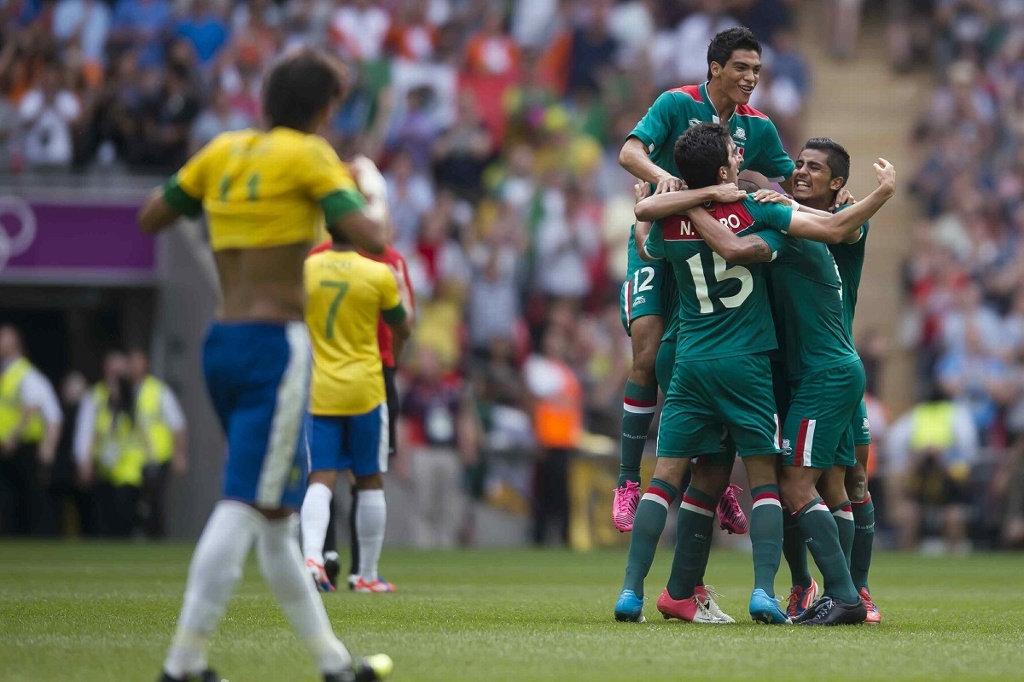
[52,0,111,85]
[42,371,91,536]
[19,60,80,168]
[532,174,601,304]
[385,147,435,252]
[329,0,392,63]
[127,59,199,170]
[190,84,252,151]
[673,0,740,84]
[431,92,493,201]
[466,200,527,357]
[108,0,172,68]
[175,0,229,67]
[386,85,443,171]
[565,0,618,96]
[386,0,437,62]
[525,326,582,546]
[463,4,519,77]
[887,393,979,553]
[397,345,478,548]
[0,325,63,536]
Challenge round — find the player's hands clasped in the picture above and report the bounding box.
[751,189,792,205]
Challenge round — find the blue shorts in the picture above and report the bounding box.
[307,404,389,477]
[203,321,310,509]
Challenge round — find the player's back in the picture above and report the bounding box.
[174,127,358,322]
[769,237,859,381]
[305,249,394,416]
[647,197,789,362]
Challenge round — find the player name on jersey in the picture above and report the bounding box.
[661,202,756,242]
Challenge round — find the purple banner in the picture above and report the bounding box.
[0,196,156,282]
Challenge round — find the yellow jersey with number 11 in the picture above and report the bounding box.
[305,249,406,416]
[162,127,366,251]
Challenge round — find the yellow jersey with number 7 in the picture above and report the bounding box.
[305,249,406,416]
[161,127,366,251]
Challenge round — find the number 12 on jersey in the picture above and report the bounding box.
[685,252,753,314]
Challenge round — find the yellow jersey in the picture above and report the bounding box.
[162,127,366,251]
[305,249,406,416]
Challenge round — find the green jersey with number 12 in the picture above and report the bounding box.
[645,196,793,361]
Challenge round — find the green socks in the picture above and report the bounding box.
[749,485,784,598]
[622,478,677,599]
[783,513,812,589]
[666,487,716,599]
[618,381,658,487]
[831,501,855,568]
[851,495,875,592]
[796,497,859,604]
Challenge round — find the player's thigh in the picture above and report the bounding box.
[308,414,349,473]
[702,354,783,458]
[657,374,721,460]
[781,362,866,470]
[213,322,311,509]
[347,403,388,477]
[621,250,667,336]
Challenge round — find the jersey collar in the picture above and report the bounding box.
[699,82,733,125]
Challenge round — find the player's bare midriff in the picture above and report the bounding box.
[213,243,310,322]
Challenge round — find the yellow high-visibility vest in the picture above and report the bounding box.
[910,402,956,452]
[91,384,145,487]
[136,376,173,464]
[0,358,45,444]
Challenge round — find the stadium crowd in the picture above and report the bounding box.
[0,0,813,545]
[900,0,1024,551]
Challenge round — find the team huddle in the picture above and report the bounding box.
[611,28,893,626]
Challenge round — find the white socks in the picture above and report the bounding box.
[164,500,263,678]
[300,482,333,565]
[257,514,352,675]
[357,489,387,582]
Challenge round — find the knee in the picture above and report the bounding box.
[690,465,731,499]
[845,467,868,503]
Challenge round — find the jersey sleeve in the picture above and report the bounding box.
[750,119,795,181]
[302,137,367,224]
[756,228,789,259]
[745,197,794,234]
[628,91,676,154]
[162,138,216,218]
[379,267,406,324]
[828,206,869,256]
[644,223,665,260]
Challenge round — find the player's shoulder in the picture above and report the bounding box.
[663,84,703,103]
[734,103,771,121]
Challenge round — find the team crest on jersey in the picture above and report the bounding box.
[862,418,870,431]
[735,127,746,140]
[688,118,702,128]
[781,438,792,454]
[633,296,646,306]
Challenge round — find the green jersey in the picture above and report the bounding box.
[768,236,860,381]
[827,209,870,336]
[629,83,796,180]
[645,196,792,361]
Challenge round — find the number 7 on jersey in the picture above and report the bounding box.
[320,280,349,339]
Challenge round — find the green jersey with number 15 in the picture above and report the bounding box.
[645,196,793,361]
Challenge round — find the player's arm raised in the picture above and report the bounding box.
[785,159,895,245]
[685,206,777,265]
[634,183,746,221]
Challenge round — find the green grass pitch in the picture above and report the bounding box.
[2,543,1024,681]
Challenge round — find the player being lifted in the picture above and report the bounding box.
[138,48,393,682]
[613,27,794,534]
[756,139,883,623]
[673,127,896,625]
[301,206,412,595]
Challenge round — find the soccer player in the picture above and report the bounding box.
[300,219,412,594]
[138,48,393,682]
[613,26,795,533]
[308,202,416,592]
[673,128,897,625]
[768,138,882,623]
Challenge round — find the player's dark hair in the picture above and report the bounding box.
[801,137,851,190]
[262,48,348,132]
[673,123,731,189]
[706,27,762,80]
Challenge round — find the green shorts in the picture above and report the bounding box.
[771,359,790,423]
[656,339,736,467]
[620,230,668,334]
[658,353,781,460]
[851,397,872,446]
[782,361,865,470]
